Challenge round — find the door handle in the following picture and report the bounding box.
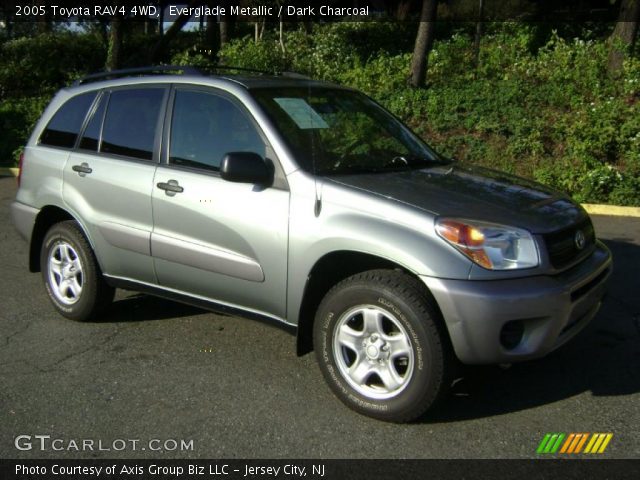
[157,179,184,196]
[72,163,92,176]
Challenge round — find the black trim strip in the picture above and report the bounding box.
[104,276,296,336]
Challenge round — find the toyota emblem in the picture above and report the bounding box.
[574,230,586,250]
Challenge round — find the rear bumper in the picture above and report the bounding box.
[10,201,39,244]
[422,241,612,364]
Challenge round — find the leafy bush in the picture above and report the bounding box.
[398,26,640,205]
[0,96,51,165]
[219,34,290,73]
[0,32,105,98]
[2,24,639,205]
[0,32,106,165]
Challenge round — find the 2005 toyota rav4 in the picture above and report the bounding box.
[11,66,612,422]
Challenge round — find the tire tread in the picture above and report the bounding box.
[41,220,114,321]
[315,269,452,422]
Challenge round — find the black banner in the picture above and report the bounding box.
[2,459,640,480]
[2,1,633,23]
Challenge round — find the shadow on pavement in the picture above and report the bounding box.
[82,233,639,422]
[95,293,208,323]
[427,237,640,422]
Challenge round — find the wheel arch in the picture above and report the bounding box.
[29,205,96,273]
[295,250,444,356]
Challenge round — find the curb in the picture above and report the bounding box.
[582,204,640,218]
[1,166,638,217]
[0,167,19,177]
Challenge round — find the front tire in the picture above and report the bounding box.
[40,221,114,321]
[313,269,451,422]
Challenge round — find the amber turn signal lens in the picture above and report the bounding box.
[435,220,486,248]
[436,218,539,270]
[435,220,492,269]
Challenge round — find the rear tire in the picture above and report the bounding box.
[40,221,114,321]
[313,269,451,422]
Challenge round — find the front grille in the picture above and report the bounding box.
[543,218,595,269]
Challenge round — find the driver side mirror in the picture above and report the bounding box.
[220,152,273,186]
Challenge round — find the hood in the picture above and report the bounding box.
[327,163,586,234]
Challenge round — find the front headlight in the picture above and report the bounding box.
[435,218,539,270]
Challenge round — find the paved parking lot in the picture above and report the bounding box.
[1,176,638,459]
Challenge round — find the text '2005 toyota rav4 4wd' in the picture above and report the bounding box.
[11,66,612,422]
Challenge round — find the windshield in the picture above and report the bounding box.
[251,87,446,175]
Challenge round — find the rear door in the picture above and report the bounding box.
[63,86,168,283]
[150,85,290,320]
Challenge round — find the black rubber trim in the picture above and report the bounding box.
[104,276,296,335]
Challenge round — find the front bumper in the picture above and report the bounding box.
[421,241,612,364]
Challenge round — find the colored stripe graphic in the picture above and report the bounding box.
[562,433,588,454]
[584,433,598,453]
[538,433,613,454]
[585,433,614,454]
[550,433,565,453]
[574,433,589,453]
[537,434,552,454]
[537,433,565,454]
[598,434,614,453]
[560,433,576,453]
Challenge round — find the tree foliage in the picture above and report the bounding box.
[0,19,638,205]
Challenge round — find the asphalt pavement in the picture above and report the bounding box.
[1,176,638,459]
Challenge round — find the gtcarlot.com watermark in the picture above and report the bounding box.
[14,435,194,452]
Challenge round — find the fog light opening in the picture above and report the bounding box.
[500,320,524,350]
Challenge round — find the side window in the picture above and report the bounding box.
[39,92,97,148]
[169,90,265,171]
[101,88,164,160]
[79,92,108,151]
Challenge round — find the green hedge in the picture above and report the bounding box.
[0,32,106,165]
[0,30,163,166]
[218,23,640,206]
[0,96,51,164]
[2,25,638,205]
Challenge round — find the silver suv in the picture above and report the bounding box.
[11,66,612,422]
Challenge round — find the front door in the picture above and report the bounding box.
[150,86,290,320]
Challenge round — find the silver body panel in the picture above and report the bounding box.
[12,73,612,365]
[150,165,289,318]
[63,151,157,283]
[423,241,611,364]
[10,201,39,243]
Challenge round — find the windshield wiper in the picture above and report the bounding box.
[316,163,393,175]
[317,154,450,176]
[402,155,447,168]
[329,165,387,175]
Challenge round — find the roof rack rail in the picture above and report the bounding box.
[280,71,312,79]
[72,65,203,86]
[207,66,312,79]
[202,65,276,76]
[70,64,313,87]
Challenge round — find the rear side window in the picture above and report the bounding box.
[101,88,164,160]
[39,92,97,148]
